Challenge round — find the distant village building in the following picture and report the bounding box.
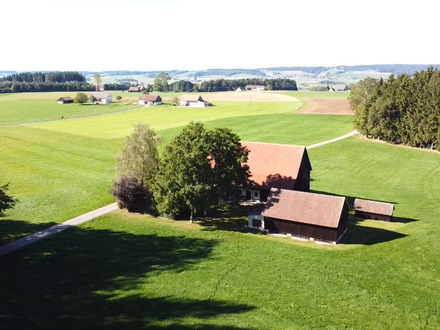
[354,198,395,222]
[329,84,348,92]
[245,85,265,91]
[128,86,142,92]
[90,92,113,104]
[180,95,212,107]
[249,188,349,244]
[138,94,162,106]
[240,141,312,202]
[57,97,74,104]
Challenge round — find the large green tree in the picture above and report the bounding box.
[152,122,249,222]
[114,122,161,185]
[153,73,171,92]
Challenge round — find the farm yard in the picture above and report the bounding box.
[0,90,440,328]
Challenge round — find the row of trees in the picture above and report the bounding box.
[111,122,250,221]
[350,67,440,150]
[152,73,298,93]
[0,71,86,83]
[0,81,95,93]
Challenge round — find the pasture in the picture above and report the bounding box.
[0,90,439,328]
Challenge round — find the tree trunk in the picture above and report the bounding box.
[189,209,193,224]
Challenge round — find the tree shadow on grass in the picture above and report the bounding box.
[0,219,58,245]
[0,226,254,329]
[199,203,252,233]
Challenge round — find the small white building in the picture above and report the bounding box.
[138,94,162,106]
[180,95,212,107]
[91,92,113,104]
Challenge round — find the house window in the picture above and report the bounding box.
[254,191,258,197]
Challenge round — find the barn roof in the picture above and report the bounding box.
[241,141,311,190]
[262,188,348,228]
[354,198,394,217]
[58,97,73,101]
[91,92,112,99]
[180,94,204,102]
[128,86,141,92]
[139,94,161,101]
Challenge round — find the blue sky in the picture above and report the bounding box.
[2,0,439,71]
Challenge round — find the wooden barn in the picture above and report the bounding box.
[240,141,312,202]
[354,198,394,222]
[138,94,162,106]
[57,97,74,104]
[258,188,349,244]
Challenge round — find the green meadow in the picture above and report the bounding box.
[1,91,439,328]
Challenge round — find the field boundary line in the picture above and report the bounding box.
[306,130,358,149]
[0,203,118,258]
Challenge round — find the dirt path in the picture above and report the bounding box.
[0,203,118,257]
[307,130,358,149]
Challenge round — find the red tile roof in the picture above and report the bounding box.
[128,86,141,92]
[354,198,394,217]
[262,188,348,228]
[241,141,310,190]
[139,94,161,102]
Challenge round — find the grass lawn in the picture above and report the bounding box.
[2,90,439,328]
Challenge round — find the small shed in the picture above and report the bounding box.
[260,188,349,244]
[180,95,212,107]
[354,198,394,222]
[57,97,74,104]
[138,94,162,106]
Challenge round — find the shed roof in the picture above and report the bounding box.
[262,188,348,228]
[241,141,311,190]
[139,94,161,102]
[91,92,112,99]
[58,97,73,101]
[354,198,394,217]
[180,94,204,102]
[128,86,141,92]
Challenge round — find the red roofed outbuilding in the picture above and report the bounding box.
[254,188,349,244]
[354,198,394,222]
[240,141,312,201]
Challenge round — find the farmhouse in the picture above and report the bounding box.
[57,97,73,104]
[241,141,312,202]
[249,188,349,244]
[180,95,212,107]
[329,84,349,92]
[138,94,162,106]
[354,198,395,222]
[245,85,265,91]
[90,92,113,104]
[128,86,142,92]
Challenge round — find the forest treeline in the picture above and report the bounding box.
[0,71,94,93]
[163,78,298,92]
[350,67,440,150]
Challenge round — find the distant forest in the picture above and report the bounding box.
[165,78,297,92]
[0,71,94,93]
[350,67,440,150]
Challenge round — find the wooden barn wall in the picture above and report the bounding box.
[265,218,339,242]
[294,156,311,192]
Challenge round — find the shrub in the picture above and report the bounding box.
[0,183,16,216]
[111,177,153,214]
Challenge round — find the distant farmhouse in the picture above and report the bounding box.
[138,94,162,106]
[57,97,74,104]
[128,86,142,92]
[249,188,349,244]
[91,92,113,104]
[180,95,212,107]
[354,198,395,222]
[329,84,348,92]
[245,85,265,91]
[240,141,312,202]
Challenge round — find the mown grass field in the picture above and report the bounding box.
[1,90,439,328]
